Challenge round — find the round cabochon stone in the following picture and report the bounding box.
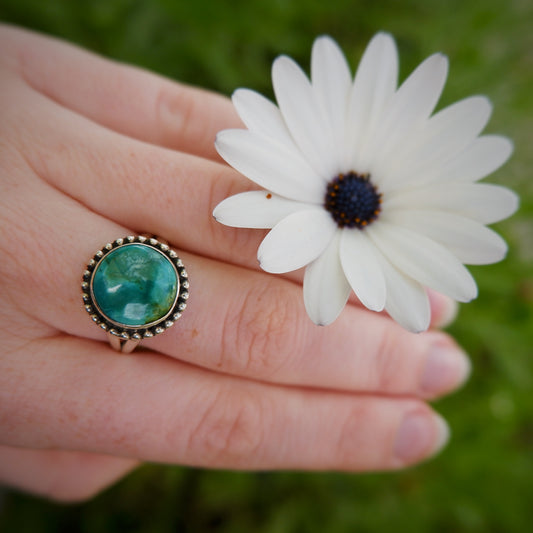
[92,244,178,327]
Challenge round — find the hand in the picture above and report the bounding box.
[0,25,469,502]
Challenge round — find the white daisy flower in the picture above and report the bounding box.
[213,33,519,332]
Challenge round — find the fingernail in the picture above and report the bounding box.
[420,344,471,397]
[394,411,450,464]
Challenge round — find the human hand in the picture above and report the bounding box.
[0,25,469,502]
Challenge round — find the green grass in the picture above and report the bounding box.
[1,0,532,531]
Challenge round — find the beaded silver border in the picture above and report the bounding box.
[82,236,189,341]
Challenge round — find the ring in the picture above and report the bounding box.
[82,236,189,353]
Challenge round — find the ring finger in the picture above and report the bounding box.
[2,167,470,400]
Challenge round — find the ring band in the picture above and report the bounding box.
[82,236,189,353]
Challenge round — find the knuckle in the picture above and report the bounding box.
[154,81,196,148]
[221,279,302,377]
[335,402,390,470]
[207,169,262,260]
[155,83,193,141]
[335,403,370,467]
[373,330,412,393]
[187,387,264,464]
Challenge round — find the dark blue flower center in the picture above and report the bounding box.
[324,172,382,229]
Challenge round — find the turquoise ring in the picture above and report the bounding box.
[82,236,189,353]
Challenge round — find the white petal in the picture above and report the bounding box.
[391,53,449,123]
[213,191,315,229]
[376,251,431,333]
[311,36,352,166]
[430,135,514,184]
[304,232,351,326]
[339,229,386,311]
[232,89,294,144]
[258,210,337,273]
[445,135,513,182]
[272,55,337,179]
[418,95,492,160]
[380,96,492,191]
[389,210,508,265]
[344,32,398,171]
[384,182,519,224]
[367,222,478,302]
[457,183,519,224]
[367,54,449,177]
[215,129,325,202]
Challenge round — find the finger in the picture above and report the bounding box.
[428,290,459,329]
[0,445,138,502]
[0,24,241,161]
[0,70,474,334]
[0,26,478,336]
[2,177,470,400]
[2,70,256,269]
[1,335,450,472]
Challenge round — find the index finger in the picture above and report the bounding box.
[0,24,241,160]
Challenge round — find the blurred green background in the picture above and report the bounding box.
[0,0,532,531]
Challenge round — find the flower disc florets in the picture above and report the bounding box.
[325,172,382,229]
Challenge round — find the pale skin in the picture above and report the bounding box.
[0,25,471,502]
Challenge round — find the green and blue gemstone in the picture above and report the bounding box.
[82,237,188,339]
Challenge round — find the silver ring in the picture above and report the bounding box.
[82,236,189,353]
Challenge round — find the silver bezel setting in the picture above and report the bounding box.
[82,236,189,341]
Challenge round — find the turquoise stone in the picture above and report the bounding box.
[92,244,178,327]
